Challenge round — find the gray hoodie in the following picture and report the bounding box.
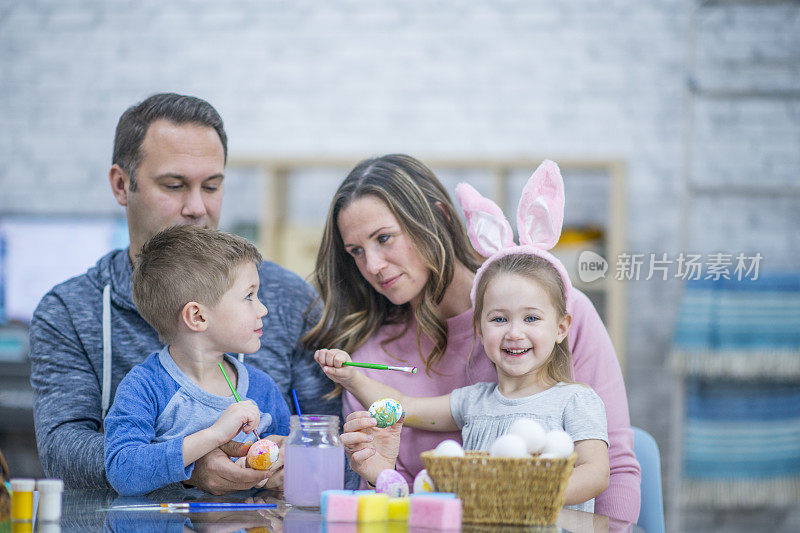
[29,248,340,488]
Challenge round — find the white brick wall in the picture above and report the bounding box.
[1,2,798,530]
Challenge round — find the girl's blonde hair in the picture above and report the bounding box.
[302,154,482,376]
[472,253,572,385]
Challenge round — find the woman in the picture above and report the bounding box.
[305,154,640,522]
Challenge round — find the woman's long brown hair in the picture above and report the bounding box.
[302,154,482,388]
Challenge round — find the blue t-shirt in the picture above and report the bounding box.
[104,346,291,495]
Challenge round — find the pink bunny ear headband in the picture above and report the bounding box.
[455,159,573,308]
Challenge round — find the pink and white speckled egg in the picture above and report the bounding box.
[375,469,409,498]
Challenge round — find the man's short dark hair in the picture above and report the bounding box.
[112,93,228,190]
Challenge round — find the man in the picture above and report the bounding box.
[29,93,339,493]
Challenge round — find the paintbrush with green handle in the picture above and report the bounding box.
[342,361,418,374]
[218,361,261,445]
[218,362,242,401]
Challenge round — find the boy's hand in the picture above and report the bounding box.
[209,400,261,446]
[314,349,359,387]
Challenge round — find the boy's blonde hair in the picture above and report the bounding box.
[132,225,262,343]
[472,253,572,385]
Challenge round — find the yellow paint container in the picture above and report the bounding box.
[11,521,33,533]
[10,478,35,521]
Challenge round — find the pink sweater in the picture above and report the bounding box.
[343,288,641,522]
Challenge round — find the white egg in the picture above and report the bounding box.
[508,418,547,453]
[489,434,529,458]
[542,429,574,457]
[433,439,465,457]
[413,469,436,493]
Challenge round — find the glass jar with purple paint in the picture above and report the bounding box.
[283,415,344,508]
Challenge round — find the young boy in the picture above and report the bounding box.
[104,225,291,496]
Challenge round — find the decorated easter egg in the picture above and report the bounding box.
[489,434,528,458]
[368,398,404,428]
[246,438,280,470]
[433,439,465,457]
[376,469,410,498]
[542,429,574,458]
[508,418,547,454]
[413,469,436,493]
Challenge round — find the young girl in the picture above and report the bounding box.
[316,163,610,511]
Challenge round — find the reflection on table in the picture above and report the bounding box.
[21,487,639,532]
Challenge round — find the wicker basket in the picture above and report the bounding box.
[421,450,577,526]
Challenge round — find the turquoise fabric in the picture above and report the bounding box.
[633,427,664,533]
[671,272,800,507]
[672,274,800,351]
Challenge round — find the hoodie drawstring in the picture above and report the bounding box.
[101,284,112,420]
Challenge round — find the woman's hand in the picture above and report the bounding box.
[314,349,359,387]
[341,410,403,485]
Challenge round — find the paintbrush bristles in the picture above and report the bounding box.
[387,365,418,374]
